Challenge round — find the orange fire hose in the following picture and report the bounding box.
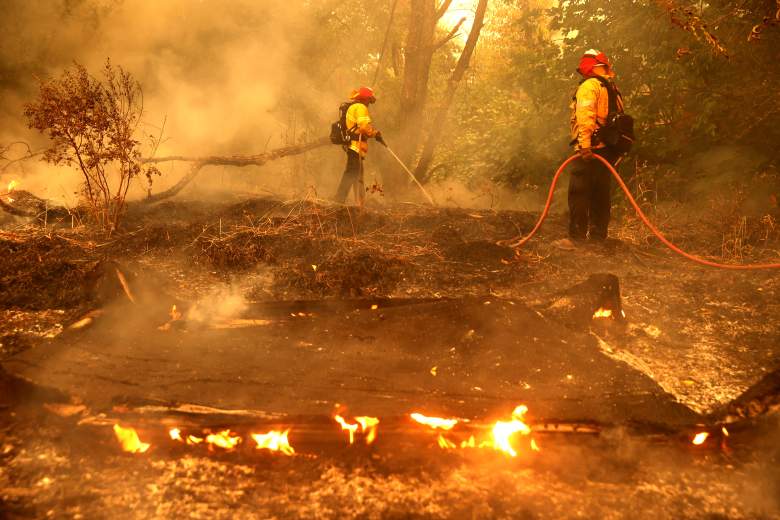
[506,154,780,270]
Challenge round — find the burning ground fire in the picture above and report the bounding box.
[414,405,537,457]
[592,307,627,319]
[113,424,150,454]
[111,406,723,458]
[110,405,555,459]
[334,413,380,445]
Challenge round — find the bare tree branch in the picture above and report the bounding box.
[0,141,45,173]
[141,136,331,203]
[432,16,467,50]
[435,0,454,20]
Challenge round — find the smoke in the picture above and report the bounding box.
[0,0,350,204]
[426,177,551,212]
[186,286,248,326]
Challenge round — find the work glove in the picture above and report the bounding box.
[375,132,387,147]
[578,147,594,161]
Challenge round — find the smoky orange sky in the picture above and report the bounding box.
[0,0,369,202]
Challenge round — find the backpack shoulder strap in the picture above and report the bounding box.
[590,76,623,114]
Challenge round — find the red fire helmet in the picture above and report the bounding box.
[350,86,376,101]
[577,49,611,77]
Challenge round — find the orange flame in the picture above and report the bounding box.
[593,308,613,319]
[251,430,295,456]
[460,435,476,448]
[692,432,709,445]
[490,405,531,457]
[7,180,18,193]
[169,428,183,441]
[355,416,379,444]
[410,413,458,430]
[334,415,359,444]
[205,430,241,450]
[437,434,456,449]
[113,424,150,453]
[531,438,541,452]
[334,414,379,445]
[186,435,204,445]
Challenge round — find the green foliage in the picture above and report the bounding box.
[430,0,779,198]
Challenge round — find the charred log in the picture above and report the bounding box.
[0,190,71,222]
[542,273,626,331]
[716,367,780,423]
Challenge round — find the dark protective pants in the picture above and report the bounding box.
[334,149,364,204]
[567,147,620,241]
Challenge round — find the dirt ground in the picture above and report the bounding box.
[1,195,779,518]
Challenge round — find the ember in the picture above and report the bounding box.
[593,308,613,319]
[168,428,182,441]
[692,432,709,445]
[112,424,150,453]
[251,430,295,455]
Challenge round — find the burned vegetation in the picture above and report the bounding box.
[2,192,780,518]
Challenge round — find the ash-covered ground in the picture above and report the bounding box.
[1,196,779,519]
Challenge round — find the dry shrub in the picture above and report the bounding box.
[721,214,778,260]
[706,181,779,259]
[195,230,277,270]
[24,60,161,234]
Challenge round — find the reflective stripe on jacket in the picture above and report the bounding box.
[346,102,378,156]
[569,77,624,150]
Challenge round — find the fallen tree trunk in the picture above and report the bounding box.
[0,137,332,216]
[141,136,331,203]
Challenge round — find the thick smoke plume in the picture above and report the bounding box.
[0,0,351,204]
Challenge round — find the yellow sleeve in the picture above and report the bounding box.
[574,79,601,149]
[351,103,377,137]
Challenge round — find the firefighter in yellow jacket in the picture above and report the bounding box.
[564,49,625,245]
[334,87,385,204]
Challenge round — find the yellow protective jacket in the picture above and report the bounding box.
[346,102,378,157]
[569,76,624,150]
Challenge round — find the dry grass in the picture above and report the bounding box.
[721,214,778,261]
[192,198,441,297]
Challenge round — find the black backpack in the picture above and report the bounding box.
[329,102,359,146]
[577,76,635,154]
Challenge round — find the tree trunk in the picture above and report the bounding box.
[414,0,488,183]
[389,0,437,191]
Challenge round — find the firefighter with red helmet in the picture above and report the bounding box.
[561,49,626,247]
[334,86,385,204]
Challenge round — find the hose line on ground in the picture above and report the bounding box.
[503,154,780,270]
